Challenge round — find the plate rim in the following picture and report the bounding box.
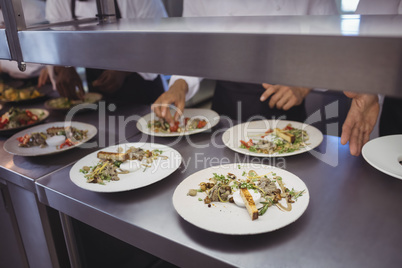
[136,108,220,137]
[222,119,323,158]
[173,163,310,235]
[3,121,98,156]
[69,142,182,193]
[44,92,103,111]
[362,134,402,180]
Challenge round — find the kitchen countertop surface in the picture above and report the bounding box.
[34,116,402,268]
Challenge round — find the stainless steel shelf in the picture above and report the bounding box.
[4,15,402,96]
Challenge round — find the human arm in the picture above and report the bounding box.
[92,70,129,94]
[53,66,85,100]
[45,0,72,22]
[37,67,50,88]
[151,75,202,125]
[151,79,189,125]
[260,83,311,110]
[340,92,380,156]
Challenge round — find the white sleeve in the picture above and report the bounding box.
[117,0,167,82]
[45,0,72,23]
[21,0,46,25]
[307,0,339,15]
[168,75,203,102]
[118,0,167,19]
[0,61,44,79]
[356,0,401,14]
[137,73,159,81]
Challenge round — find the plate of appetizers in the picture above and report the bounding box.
[69,142,182,192]
[173,163,309,235]
[362,135,402,180]
[0,107,49,135]
[136,108,220,137]
[222,120,323,157]
[0,85,48,103]
[44,92,102,111]
[3,121,97,156]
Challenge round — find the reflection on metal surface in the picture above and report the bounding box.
[340,14,360,36]
[0,29,11,59]
[341,0,360,13]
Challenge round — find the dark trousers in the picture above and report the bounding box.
[86,68,164,105]
[380,96,402,136]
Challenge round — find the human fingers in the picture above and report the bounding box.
[266,85,282,108]
[173,99,185,121]
[260,83,276,102]
[57,83,73,99]
[274,89,293,110]
[76,83,85,100]
[152,99,175,125]
[340,118,353,146]
[151,102,163,119]
[348,125,362,156]
[37,69,48,87]
[282,95,298,111]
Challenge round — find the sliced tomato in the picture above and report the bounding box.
[60,139,74,149]
[170,121,180,132]
[283,125,293,131]
[25,110,33,117]
[240,139,254,148]
[197,120,207,129]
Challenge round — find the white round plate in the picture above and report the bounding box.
[44,92,102,111]
[222,120,323,157]
[70,142,182,192]
[136,108,220,137]
[0,108,49,135]
[3,121,97,156]
[362,135,402,180]
[173,163,309,235]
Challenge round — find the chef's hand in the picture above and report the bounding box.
[260,83,311,110]
[92,70,129,94]
[37,68,50,88]
[54,67,85,100]
[341,92,379,156]
[151,79,188,125]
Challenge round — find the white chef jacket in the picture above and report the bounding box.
[169,0,338,101]
[45,0,167,82]
[356,0,402,14]
[0,0,46,79]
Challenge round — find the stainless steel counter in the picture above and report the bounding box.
[35,119,402,268]
[0,100,151,268]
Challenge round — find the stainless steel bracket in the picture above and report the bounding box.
[0,0,26,71]
[95,0,118,24]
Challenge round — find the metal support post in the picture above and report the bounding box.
[95,0,118,23]
[0,0,26,71]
